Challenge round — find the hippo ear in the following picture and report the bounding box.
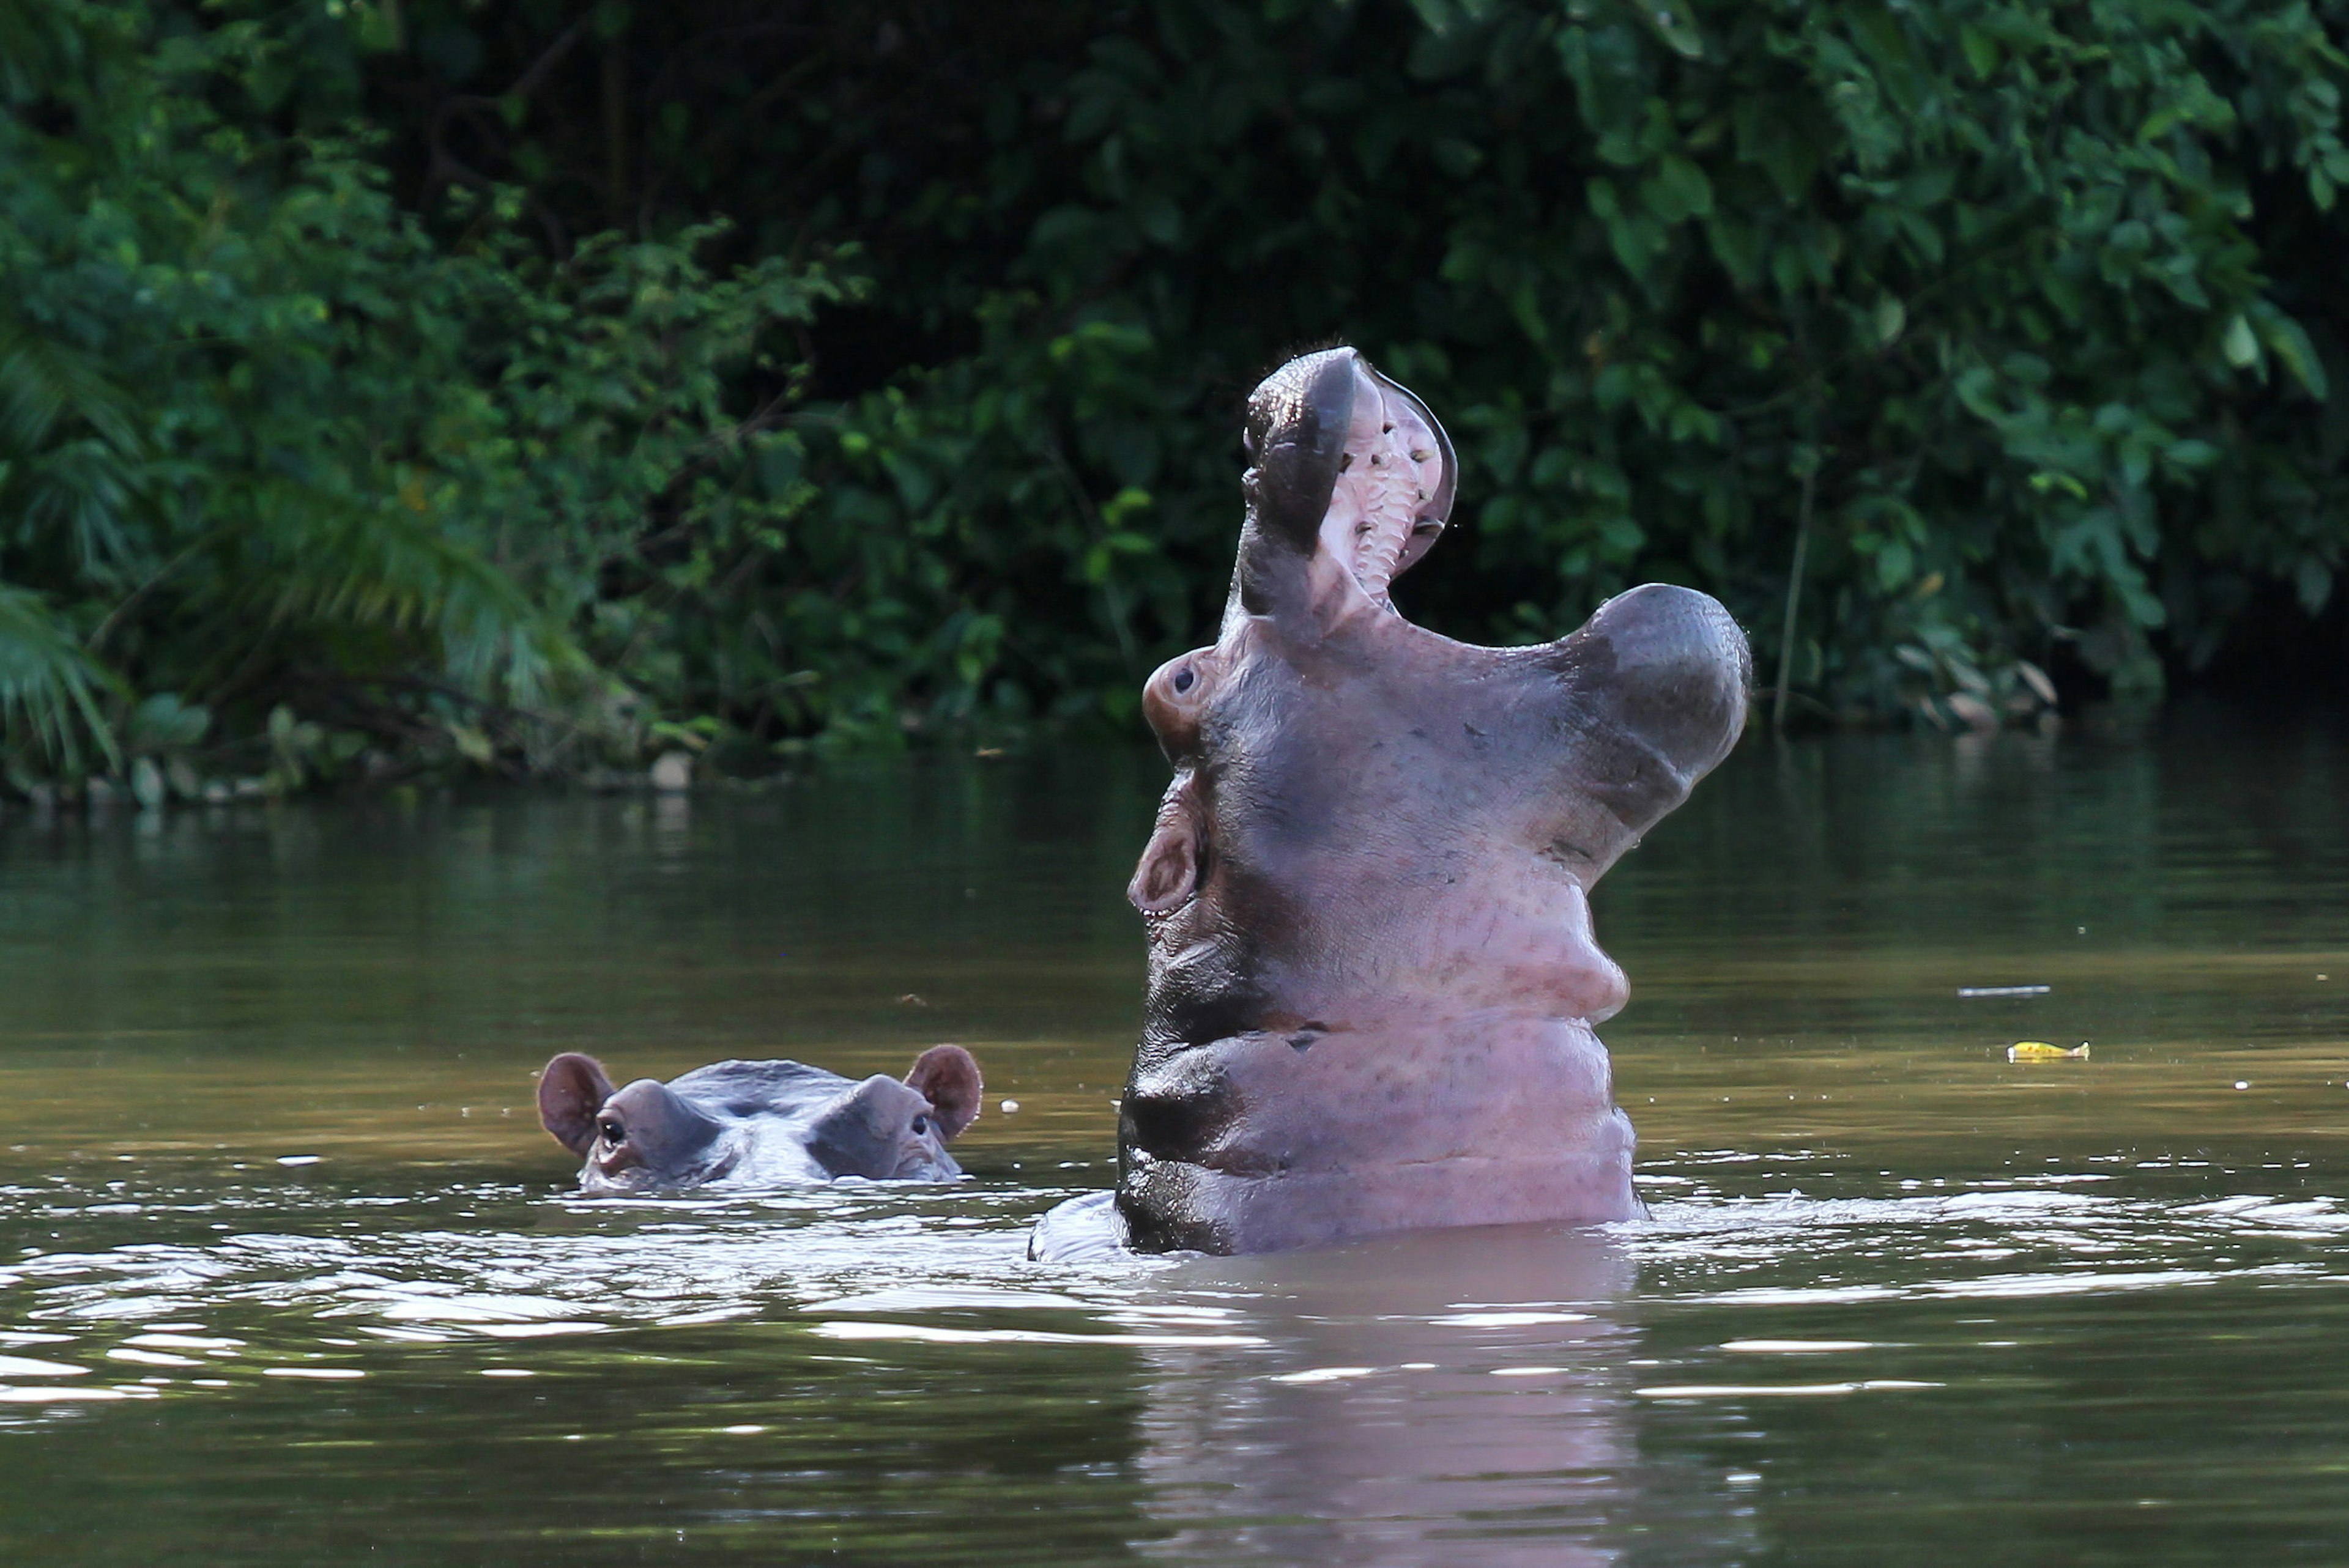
[905,1045,982,1139]
[1233,348,1456,631]
[538,1053,617,1157]
[1129,824,1197,915]
[1129,777,1204,915]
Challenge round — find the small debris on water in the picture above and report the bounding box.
[999,1098,1020,1113]
[2234,1081,2251,1091]
[896,993,928,1007]
[1962,985,2052,998]
[2006,1042,2089,1062]
[275,1155,322,1166]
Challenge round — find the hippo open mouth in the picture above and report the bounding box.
[1063,346,1751,1257]
[1312,359,1454,610]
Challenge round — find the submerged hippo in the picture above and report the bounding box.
[537,1046,982,1194]
[1038,346,1749,1257]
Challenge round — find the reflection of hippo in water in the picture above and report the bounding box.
[1129,1225,1719,1567]
[1040,347,1748,1257]
[537,1046,982,1194]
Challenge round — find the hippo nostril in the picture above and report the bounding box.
[1173,667,1195,694]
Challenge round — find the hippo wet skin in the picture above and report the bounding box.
[538,1046,981,1194]
[1058,347,1749,1257]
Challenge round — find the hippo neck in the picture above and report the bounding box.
[1117,1011,1640,1253]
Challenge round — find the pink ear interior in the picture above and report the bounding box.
[1128,820,1198,914]
[538,1053,617,1156]
[905,1045,982,1139]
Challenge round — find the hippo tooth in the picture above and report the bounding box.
[1319,371,1428,609]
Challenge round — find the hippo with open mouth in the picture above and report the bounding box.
[537,1046,982,1194]
[1035,346,1749,1257]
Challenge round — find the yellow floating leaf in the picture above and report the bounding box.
[2006,1041,2090,1062]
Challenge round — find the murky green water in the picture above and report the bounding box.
[2,708,2346,1565]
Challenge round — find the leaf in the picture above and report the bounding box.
[1958,24,1998,80]
[2252,308,2329,399]
[447,723,495,764]
[2221,315,2260,369]
[1641,154,1713,223]
[1873,295,1905,345]
[1635,1,1705,60]
[2295,557,2334,614]
[125,693,211,752]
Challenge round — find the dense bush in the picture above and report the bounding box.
[4,0,2346,789]
[0,0,859,790]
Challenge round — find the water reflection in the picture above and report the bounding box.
[1133,1225,1694,1567]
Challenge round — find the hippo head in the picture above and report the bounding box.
[538,1045,982,1195]
[1114,347,1749,1254]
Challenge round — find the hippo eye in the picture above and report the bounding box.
[1172,667,1195,695]
[911,1115,931,1137]
[598,1120,626,1146]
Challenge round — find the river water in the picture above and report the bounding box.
[1,706,2345,1565]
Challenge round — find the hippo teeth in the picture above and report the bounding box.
[1319,368,1446,610]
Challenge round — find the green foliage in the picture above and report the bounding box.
[6,0,2348,788]
[924,0,2349,721]
[0,0,842,782]
[355,0,2349,736]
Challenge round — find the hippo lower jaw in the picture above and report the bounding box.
[1118,1014,1638,1254]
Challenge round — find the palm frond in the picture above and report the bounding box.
[236,481,585,707]
[0,322,144,457]
[0,579,119,769]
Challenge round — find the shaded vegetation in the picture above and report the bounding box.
[4,0,2347,793]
